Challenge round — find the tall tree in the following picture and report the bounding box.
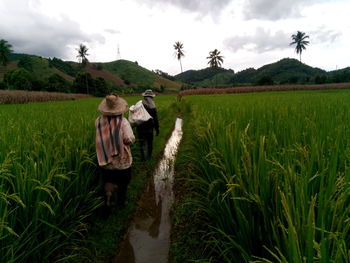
[290,31,309,63]
[0,39,13,67]
[207,49,224,68]
[173,41,185,73]
[76,43,89,66]
[76,43,90,93]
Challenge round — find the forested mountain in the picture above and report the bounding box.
[0,54,181,95]
[175,58,349,87]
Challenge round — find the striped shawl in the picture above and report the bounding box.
[95,115,122,166]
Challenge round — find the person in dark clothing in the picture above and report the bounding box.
[136,89,159,161]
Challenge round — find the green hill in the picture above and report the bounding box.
[175,58,338,87]
[175,67,234,87]
[0,54,182,93]
[250,58,326,84]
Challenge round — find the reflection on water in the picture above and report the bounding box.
[114,118,183,263]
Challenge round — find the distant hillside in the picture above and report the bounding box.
[175,67,234,87]
[0,54,182,94]
[101,59,182,91]
[247,58,326,84]
[175,58,348,87]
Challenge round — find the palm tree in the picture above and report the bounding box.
[290,31,309,63]
[76,43,89,94]
[173,41,185,73]
[207,49,224,68]
[76,43,89,66]
[0,39,13,67]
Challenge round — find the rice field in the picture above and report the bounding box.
[2,89,350,262]
[0,95,177,262]
[175,90,350,262]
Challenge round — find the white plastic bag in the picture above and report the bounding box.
[128,100,152,126]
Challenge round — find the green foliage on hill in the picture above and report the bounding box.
[48,57,80,77]
[8,53,30,61]
[176,58,340,87]
[175,67,233,85]
[18,55,58,81]
[102,59,155,87]
[251,58,325,84]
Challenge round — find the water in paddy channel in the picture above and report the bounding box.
[113,118,183,263]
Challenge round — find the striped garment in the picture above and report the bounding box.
[95,115,122,166]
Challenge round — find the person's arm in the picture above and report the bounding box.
[122,117,135,144]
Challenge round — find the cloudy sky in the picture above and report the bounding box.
[0,0,349,75]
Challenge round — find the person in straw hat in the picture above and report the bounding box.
[137,89,159,161]
[95,94,135,214]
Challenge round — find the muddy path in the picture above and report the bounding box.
[112,118,183,263]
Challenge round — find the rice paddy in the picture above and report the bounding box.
[1,89,350,262]
[0,95,177,262]
[173,89,350,262]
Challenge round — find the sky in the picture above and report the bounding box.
[0,0,349,75]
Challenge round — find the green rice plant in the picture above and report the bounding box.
[179,90,350,262]
[0,95,177,262]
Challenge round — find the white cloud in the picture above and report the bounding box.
[243,0,314,20]
[0,0,104,59]
[224,28,291,53]
[133,0,233,18]
[0,0,349,75]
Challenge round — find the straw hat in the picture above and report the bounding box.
[142,89,155,97]
[98,94,128,116]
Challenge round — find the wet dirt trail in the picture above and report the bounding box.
[113,118,183,263]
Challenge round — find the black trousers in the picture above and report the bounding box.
[138,132,153,160]
[101,167,131,204]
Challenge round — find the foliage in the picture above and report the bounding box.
[76,44,89,65]
[72,72,94,94]
[18,55,61,82]
[174,41,185,73]
[290,31,310,62]
[255,75,274,86]
[231,67,257,83]
[175,67,233,84]
[207,49,224,68]
[0,99,102,262]
[0,81,6,89]
[154,69,175,81]
[18,56,33,71]
[176,91,350,262]
[102,59,155,87]
[0,39,13,67]
[4,68,34,90]
[72,72,112,96]
[177,58,333,87]
[8,53,30,61]
[47,73,72,93]
[49,57,80,77]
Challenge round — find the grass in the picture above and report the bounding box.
[0,95,178,262]
[171,90,350,262]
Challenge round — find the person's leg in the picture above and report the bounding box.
[137,129,146,161]
[115,167,132,207]
[146,132,154,159]
[101,169,118,206]
[139,138,146,161]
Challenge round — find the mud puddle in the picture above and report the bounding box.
[113,118,183,263]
